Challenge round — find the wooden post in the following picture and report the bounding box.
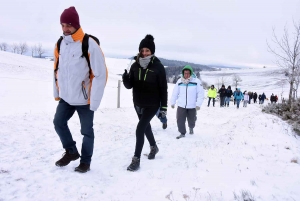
[117,80,121,108]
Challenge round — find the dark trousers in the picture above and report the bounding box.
[134,105,159,158]
[53,99,94,164]
[236,99,241,108]
[207,97,215,106]
[220,96,226,107]
[176,106,196,135]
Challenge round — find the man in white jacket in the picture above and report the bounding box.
[170,65,204,139]
[53,7,107,173]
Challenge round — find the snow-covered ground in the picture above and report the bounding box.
[0,51,299,201]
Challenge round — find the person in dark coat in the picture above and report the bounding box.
[224,86,233,107]
[122,34,168,171]
[249,92,253,104]
[270,93,275,103]
[218,85,226,107]
[253,92,258,103]
[258,94,262,104]
[261,93,266,104]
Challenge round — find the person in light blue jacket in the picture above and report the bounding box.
[234,88,244,109]
[170,65,204,139]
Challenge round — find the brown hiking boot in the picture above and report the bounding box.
[55,150,80,167]
[75,163,90,173]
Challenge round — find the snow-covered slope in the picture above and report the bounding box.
[0,51,299,201]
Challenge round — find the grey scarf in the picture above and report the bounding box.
[139,55,153,69]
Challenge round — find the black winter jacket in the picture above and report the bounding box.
[123,56,168,109]
[225,89,233,97]
[218,88,226,97]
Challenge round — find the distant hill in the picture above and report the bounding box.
[158,58,212,70]
[207,64,242,69]
[128,56,216,83]
[129,56,213,71]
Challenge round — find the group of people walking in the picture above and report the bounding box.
[52,6,204,173]
[206,84,273,109]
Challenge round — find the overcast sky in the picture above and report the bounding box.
[1,0,300,67]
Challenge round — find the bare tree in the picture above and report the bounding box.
[36,43,45,58]
[0,42,9,51]
[30,45,37,57]
[279,80,286,102]
[19,42,28,55]
[220,76,227,85]
[215,78,221,90]
[11,43,19,53]
[232,74,242,88]
[2,43,8,51]
[294,65,300,98]
[267,21,300,107]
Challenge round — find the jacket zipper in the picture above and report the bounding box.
[185,84,188,108]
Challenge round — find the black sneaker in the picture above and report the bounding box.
[75,163,90,173]
[162,123,167,129]
[127,157,140,171]
[189,128,194,135]
[176,134,185,139]
[55,150,80,167]
[148,145,159,160]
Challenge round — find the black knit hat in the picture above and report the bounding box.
[139,34,155,54]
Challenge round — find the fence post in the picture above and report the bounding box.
[117,80,121,108]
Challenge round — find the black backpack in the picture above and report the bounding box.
[54,34,100,80]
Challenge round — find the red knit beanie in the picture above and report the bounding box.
[60,6,80,29]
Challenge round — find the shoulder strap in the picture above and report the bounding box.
[54,36,63,80]
[81,34,91,74]
[81,33,101,76]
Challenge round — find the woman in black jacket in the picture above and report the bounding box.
[122,35,168,171]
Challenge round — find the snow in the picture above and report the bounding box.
[0,51,300,201]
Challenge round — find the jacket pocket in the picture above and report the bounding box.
[81,81,88,100]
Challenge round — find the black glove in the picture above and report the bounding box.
[122,69,129,80]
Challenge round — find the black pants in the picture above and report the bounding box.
[207,97,215,106]
[220,96,226,107]
[134,105,159,158]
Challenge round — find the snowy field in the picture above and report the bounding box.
[0,51,300,201]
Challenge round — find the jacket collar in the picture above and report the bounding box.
[63,27,84,43]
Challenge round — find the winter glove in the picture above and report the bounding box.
[196,106,200,111]
[122,69,129,80]
[171,105,175,109]
[158,110,167,118]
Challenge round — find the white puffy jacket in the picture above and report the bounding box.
[170,77,204,109]
[53,28,107,111]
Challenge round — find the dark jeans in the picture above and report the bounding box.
[134,105,159,158]
[53,99,94,164]
[220,96,226,107]
[156,109,167,124]
[176,106,196,135]
[207,97,215,106]
[236,99,241,108]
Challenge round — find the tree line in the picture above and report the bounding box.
[0,42,46,58]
